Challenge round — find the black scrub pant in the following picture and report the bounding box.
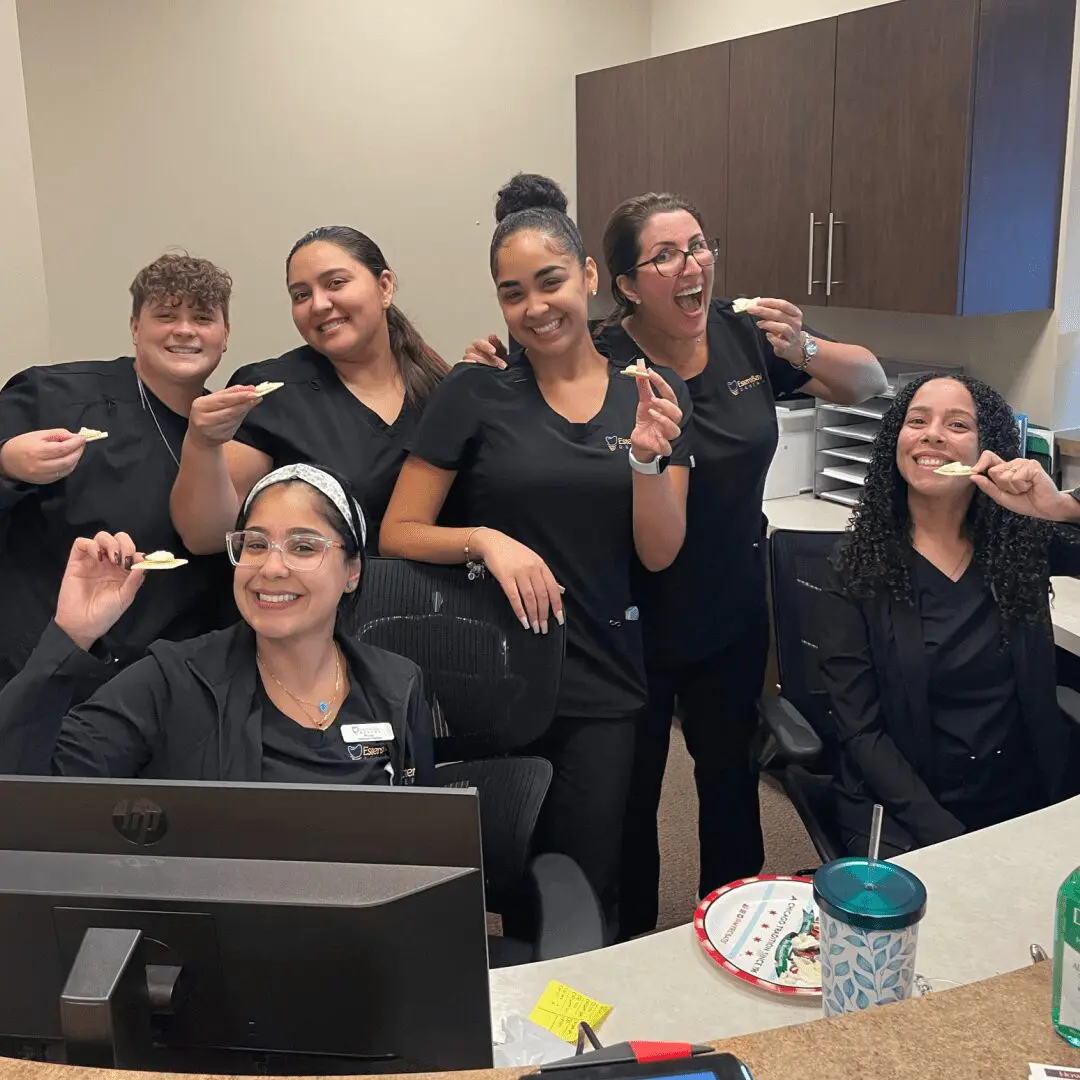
[618,620,769,940]
[525,714,637,942]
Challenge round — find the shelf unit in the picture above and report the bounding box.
[813,364,964,507]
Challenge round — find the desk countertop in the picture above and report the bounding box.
[1,963,1073,1080]
[491,795,1080,1043]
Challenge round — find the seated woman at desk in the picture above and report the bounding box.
[0,464,433,785]
[819,373,1080,857]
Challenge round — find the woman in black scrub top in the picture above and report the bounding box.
[0,464,433,785]
[381,175,692,933]
[820,374,1080,857]
[598,193,884,938]
[0,254,236,688]
[171,227,449,556]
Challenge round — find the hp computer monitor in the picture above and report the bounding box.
[0,778,492,1074]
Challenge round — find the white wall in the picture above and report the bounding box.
[648,0,1080,428]
[15,0,650,381]
[0,0,48,378]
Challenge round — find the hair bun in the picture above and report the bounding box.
[494,173,569,222]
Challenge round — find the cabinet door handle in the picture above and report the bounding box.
[826,212,846,297]
[808,214,826,296]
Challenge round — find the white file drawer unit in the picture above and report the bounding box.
[764,405,816,500]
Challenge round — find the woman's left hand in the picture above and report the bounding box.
[970,451,1078,521]
[630,369,683,463]
[748,298,804,363]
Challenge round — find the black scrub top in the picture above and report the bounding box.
[596,300,811,667]
[259,685,398,785]
[0,358,235,686]
[913,555,1040,828]
[228,346,420,552]
[409,356,693,721]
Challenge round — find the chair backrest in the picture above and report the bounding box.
[768,529,845,764]
[437,756,552,914]
[355,557,565,761]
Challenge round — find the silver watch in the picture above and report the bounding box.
[793,331,818,372]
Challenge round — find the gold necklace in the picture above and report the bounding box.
[258,646,343,730]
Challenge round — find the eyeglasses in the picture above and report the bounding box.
[631,239,721,279]
[225,530,344,571]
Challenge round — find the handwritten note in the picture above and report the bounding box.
[528,980,613,1044]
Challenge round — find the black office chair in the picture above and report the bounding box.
[758,529,1080,865]
[355,557,603,966]
[755,529,844,864]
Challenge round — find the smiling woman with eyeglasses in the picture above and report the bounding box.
[0,463,433,787]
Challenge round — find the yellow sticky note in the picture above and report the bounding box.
[528,980,613,1044]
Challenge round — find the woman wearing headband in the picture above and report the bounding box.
[0,464,432,785]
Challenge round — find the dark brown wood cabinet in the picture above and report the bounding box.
[726,19,837,304]
[576,0,1076,316]
[829,0,980,314]
[576,44,729,298]
[644,44,730,298]
[575,60,650,297]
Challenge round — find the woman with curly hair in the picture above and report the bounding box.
[0,253,236,689]
[820,372,1080,857]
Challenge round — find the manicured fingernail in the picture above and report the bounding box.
[97,550,105,562]
[540,620,548,635]
[124,556,133,569]
[113,553,121,565]
[531,621,540,635]
[556,611,565,626]
[519,616,530,630]
[559,585,566,593]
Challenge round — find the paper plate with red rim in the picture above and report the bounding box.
[694,874,822,997]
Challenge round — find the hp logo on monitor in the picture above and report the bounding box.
[112,797,168,846]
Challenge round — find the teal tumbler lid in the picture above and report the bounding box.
[813,858,927,931]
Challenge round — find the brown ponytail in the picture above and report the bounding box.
[287,225,449,408]
[385,302,449,406]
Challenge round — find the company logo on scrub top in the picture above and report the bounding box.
[604,435,633,452]
[727,373,764,396]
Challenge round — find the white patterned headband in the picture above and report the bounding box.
[242,463,367,548]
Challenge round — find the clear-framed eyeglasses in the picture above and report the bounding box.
[631,238,721,279]
[225,530,345,571]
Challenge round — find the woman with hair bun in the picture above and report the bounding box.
[381,174,691,936]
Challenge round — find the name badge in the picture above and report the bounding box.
[340,722,395,744]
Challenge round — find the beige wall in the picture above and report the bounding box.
[16,0,649,382]
[0,0,47,379]
[648,0,1080,429]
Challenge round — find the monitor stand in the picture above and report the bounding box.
[60,926,181,1068]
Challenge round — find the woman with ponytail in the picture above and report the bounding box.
[171,226,453,554]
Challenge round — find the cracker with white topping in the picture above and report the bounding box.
[253,381,284,397]
[732,296,761,314]
[933,461,975,477]
[77,427,108,442]
[131,550,189,571]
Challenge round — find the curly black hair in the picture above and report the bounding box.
[837,373,1055,628]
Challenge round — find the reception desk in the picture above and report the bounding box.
[490,795,1080,1044]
